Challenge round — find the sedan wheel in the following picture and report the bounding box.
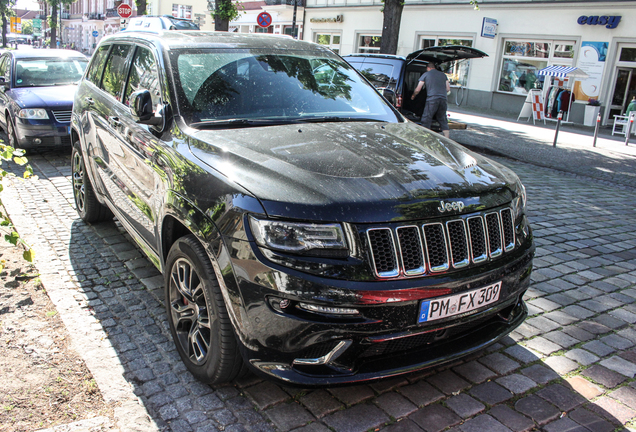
[165,235,245,384]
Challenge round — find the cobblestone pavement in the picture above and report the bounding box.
[4,144,636,432]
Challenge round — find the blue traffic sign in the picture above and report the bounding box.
[257,12,272,28]
[92,30,98,37]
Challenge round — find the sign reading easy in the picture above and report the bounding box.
[577,15,621,29]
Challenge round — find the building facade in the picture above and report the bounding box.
[302,0,636,125]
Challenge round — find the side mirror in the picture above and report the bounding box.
[380,87,397,106]
[0,76,7,90]
[130,89,163,126]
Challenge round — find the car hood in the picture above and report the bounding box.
[406,45,488,64]
[188,121,519,223]
[9,85,76,109]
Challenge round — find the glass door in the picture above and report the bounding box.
[609,68,635,118]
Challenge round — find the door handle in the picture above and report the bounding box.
[109,116,121,127]
[85,97,94,105]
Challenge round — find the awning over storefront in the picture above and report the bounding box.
[537,66,589,79]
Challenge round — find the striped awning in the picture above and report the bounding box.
[537,66,589,79]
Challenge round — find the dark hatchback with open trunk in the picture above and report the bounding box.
[71,31,533,386]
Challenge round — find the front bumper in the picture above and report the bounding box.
[228,238,534,386]
[14,118,71,149]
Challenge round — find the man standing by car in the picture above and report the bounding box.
[411,63,451,138]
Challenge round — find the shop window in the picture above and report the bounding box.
[172,4,192,19]
[498,39,575,95]
[358,35,381,53]
[315,33,341,54]
[417,36,473,86]
[283,26,302,39]
[255,26,273,33]
[619,48,636,62]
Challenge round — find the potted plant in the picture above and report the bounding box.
[584,98,602,126]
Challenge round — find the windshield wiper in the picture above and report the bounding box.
[190,118,298,129]
[294,116,387,123]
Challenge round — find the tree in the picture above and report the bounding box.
[21,19,32,35]
[379,0,402,55]
[379,0,479,55]
[0,0,15,49]
[135,0,147,17]
[212,0,243,31]
[44,0,76,48]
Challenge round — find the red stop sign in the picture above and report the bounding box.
[117,3,133,18]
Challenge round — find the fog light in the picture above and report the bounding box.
[299,302,359,315]
[279,299,291,309]
[33,138,41,144]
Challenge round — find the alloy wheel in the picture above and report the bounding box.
[6,118,16,148]
[168,257,213,365]
[72,151,86,213]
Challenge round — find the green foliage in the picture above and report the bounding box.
[21,20,33,35]
[212,0,245,23]
[0,144,35,269]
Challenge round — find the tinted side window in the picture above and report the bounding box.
[101,44,133,101]
[86,45,110,86]
[124,46,161,107]
[0,56,8,79]
[356,62,398,90]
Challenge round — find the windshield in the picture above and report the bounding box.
[15,57,88,87]
[168,18,199,30]
[171,48,400,127]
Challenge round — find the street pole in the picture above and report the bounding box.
[553,111,563,147]
[291,0,297,39]
[626,113,634,146]
[592,112,601,147]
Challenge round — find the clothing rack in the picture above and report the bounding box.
[537,66,589,124]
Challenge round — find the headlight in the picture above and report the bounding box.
[18,108,49,120]
[249,217,347,254]
[512,181,526,220]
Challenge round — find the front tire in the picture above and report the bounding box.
[6,115,19,150]
[165,235,245,384]
[72,141,112,222]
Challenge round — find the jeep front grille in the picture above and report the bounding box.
[366,208,516,279]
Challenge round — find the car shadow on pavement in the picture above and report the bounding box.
[5,148,635,431]
[65,213,636,432]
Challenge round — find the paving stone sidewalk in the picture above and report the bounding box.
[3,145,636,432]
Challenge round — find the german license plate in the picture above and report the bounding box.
[418,281,501,323]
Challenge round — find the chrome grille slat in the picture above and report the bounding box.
[446,219,469,268]
[52,110,72,122]
[367,228,399,278]
[485,212,503,258]
[396,226,425,276]
[500,208,515,252]
[423,223,449,272]
[467,216,487,263]
[365,207,517,279]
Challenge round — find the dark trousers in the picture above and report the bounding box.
[420,98,449,131]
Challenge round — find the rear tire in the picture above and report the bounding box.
[71,141,112,222]
[165,235,246,384]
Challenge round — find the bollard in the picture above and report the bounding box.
[592,112,601,147]
[553,111,563,147]
[626,113,635,146]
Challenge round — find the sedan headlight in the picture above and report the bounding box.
[18,108,49,120]
[249,217,347,254]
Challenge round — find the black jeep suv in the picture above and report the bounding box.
[71,31,533,386]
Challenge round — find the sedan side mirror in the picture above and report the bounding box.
[0,76,7,90]
[130,89,163,126]
[380,87,396,106]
